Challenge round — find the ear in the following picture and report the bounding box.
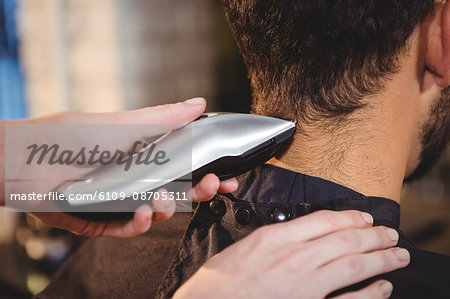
[425,1,450,87]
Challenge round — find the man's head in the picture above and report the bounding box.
[223,0,450,182]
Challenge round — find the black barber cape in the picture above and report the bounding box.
[37,165,450,299]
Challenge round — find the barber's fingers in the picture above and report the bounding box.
[50,203,153,238]
[304,226,399,269]
[190,174,238,202]
[151,189,176,224]
[317,247,409,295]
[93,98,207,150]
[139,174,238,224]
[330,280,393,299]
[48,98,207,150]
[107,174,237,234]
[188,173,219,201]
[267,210,374,244]
[132,174,237,228]
[217,178,239,193]
[29,212,93,236]
[117,97,206,125]
[101,189,176,237]
[100,204,153,238]
[70,196,173,238]
[69,98,206,125]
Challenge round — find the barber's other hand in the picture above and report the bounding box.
[175,210,409,299]
[21,98,238,237]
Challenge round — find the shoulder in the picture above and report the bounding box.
[36,212,192,299]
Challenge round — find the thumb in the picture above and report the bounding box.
[92,97,206,125]
[58,98,207,150]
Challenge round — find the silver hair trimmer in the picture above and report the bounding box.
[57,113,295,221]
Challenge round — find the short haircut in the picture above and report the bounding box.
[222,0,435,124]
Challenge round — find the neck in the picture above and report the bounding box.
[267,108,414,203]
[266,40,426,203]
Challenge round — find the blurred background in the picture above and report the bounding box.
[0,0,448,297]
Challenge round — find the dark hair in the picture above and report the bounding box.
[222,0,435,124]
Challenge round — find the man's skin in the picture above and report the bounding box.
[266,1,450,203]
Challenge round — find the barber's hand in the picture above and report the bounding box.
[28,174,237,238]
[2,98,238,237]
[175,210,409,299]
